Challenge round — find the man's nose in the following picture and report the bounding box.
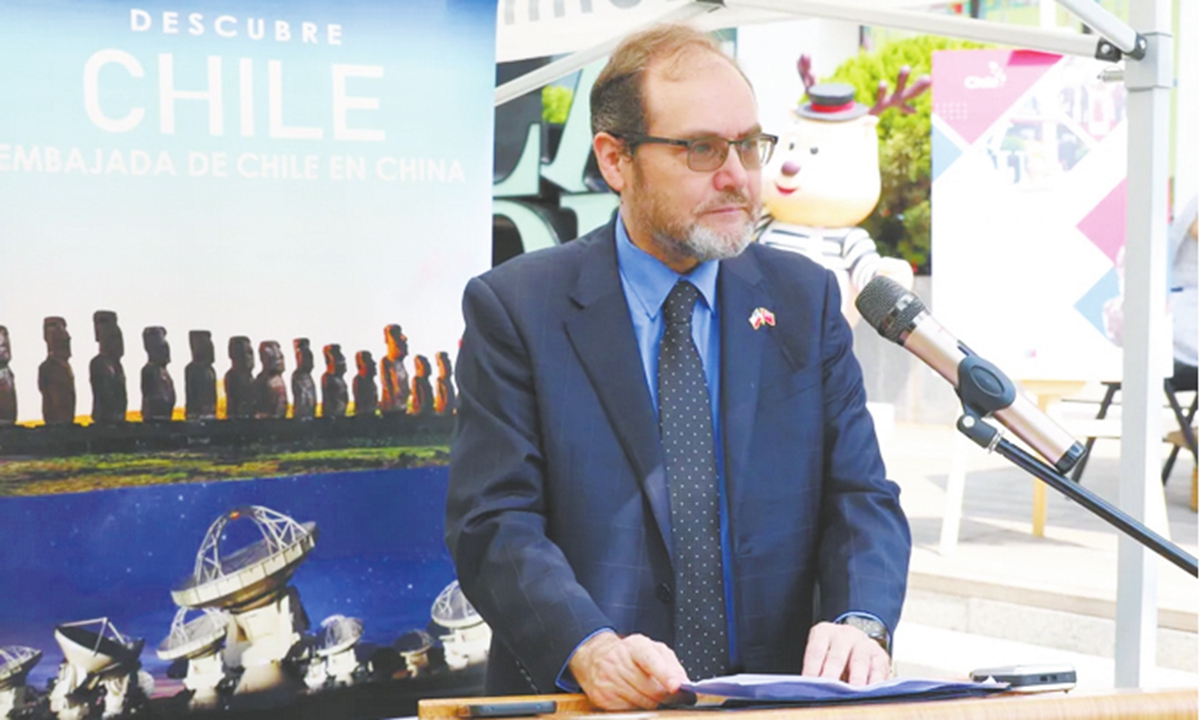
[713,146,751,190]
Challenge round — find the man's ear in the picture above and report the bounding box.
[593,132,629,193]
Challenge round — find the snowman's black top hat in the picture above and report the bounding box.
[795,82,869,121]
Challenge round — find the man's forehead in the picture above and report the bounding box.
[643,52,758,134]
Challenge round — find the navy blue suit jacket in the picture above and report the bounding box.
[445,219,910,694]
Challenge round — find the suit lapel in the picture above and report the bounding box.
[564,226,674,558]
[718,253,770,494]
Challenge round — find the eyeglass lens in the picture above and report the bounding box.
[688,137,772,171]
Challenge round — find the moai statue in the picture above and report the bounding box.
[379,324,409,414]
[434,351,456,415]
[141,326,176,421]
[353,350,378,417]
[38,316,75,425]
[225,336,255,419]
[0,326,15,424]
[253,340,288,419]
[410,354,433,416]
[89,310,127,424]
[321,344,348,418]
[185,331,218,420]
[291,338,317,420]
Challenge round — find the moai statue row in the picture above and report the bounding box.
[5,316,460,425]
[31,314,176,425]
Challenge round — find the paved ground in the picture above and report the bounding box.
[877,419,1198,691]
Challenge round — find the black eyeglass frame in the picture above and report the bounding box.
[615,132,779,172]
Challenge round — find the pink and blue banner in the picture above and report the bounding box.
[931,49,1128,381]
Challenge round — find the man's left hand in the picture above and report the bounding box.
[800,621,890,686]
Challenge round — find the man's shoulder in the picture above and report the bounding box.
[477,222,613,289]
[736,240,835,286]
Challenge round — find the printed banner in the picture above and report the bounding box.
[931,50,1127,381]
[0,468,486,717]
[0,1,495,716]
[0,0,495,424]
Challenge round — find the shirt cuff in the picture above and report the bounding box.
[555,628,616,692]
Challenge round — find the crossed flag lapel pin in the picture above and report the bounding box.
[748,307,776,330]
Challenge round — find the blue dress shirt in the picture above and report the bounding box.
[613,218,740,668]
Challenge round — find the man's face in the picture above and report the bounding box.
[620,51,762,272]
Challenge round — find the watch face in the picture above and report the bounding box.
[841,616,889,652]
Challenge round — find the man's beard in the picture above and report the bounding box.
[634,168,758,264]
[655,208,756,263]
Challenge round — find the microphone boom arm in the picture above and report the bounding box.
[954,401,1198,578]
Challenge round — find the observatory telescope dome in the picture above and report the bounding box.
[171,505,318,611]
[315,615,364,658]
[157,608,230,661]
[431,581,482,629]
[54,618,144,676]
[0,646,41,689]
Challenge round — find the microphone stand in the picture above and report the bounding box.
[953,357,1198,578]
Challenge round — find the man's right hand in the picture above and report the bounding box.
[567,631,689,710]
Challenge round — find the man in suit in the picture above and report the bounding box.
[446,24,910,710]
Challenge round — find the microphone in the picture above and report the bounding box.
[855,276,1085,474]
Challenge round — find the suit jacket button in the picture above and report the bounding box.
[656,584,673,604]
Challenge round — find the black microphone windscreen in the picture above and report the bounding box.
[856,276,926,345]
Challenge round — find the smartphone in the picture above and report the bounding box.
[970,664,1076,693]
[460,701,558,718]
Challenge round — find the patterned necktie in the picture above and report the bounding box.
[658,280,729,680]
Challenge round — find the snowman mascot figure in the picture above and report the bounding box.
[758,61,928,325]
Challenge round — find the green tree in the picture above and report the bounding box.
[542,85,574,125]
[827,36,987,273]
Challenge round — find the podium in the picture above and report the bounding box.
[420,688,1197,720]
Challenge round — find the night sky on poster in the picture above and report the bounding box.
[0,467,457,691]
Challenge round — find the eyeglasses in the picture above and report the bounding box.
[619,133,778,172]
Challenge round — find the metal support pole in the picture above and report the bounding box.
[1115,1,1174,689]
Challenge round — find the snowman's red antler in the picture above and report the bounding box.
[797,54,817,95]
[869,65,931,116]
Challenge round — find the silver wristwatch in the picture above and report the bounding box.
[837,614,891,656]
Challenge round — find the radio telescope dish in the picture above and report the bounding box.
[157,608,229,661]
[171,506,318,611]
[54,618,144,676]
[431,581,481,629]
[393,629,433,655]
[315,615,363,658]
[0,646,41,689]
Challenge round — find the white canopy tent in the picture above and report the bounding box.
[494,0,1193,688]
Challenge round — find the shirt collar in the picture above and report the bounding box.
[614,215,720,320]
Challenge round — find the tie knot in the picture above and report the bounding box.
[663,281,701,327]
